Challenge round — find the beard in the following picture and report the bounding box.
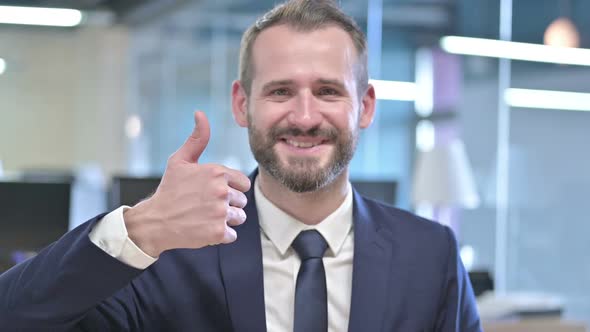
[248,116,358,193]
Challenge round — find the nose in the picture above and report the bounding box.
[286,90,323,131]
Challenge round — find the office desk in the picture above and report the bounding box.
[483,318,587,332]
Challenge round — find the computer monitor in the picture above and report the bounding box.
[0,181,71,270]
[468,270,494,297]
[108,176,162,210]
[350,179,397,206]
[108,176,397,208]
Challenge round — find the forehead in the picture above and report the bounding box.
[250,24,358,84]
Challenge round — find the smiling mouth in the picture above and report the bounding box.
[281,138,328,149]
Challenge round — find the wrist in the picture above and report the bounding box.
[124,200,163,258]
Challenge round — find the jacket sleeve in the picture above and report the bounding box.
[0,214,145,331]
[435,226,483,332]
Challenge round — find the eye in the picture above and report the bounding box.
[318,87,339,96]
[270,88,290,96]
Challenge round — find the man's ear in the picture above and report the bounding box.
[359,83,376,129]
[231,80,248,127]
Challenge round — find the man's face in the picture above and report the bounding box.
[232,25,375,192]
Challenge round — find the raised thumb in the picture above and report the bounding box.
[170,111,210,163]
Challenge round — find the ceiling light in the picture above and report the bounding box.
[369,79,417,101]
[505,88,590,112]
[0,5,83,27]
[125,115,142,139]
[415,48,434,117]
[544,17,580,48]
[0,58,5,75]
[440,36,590,66]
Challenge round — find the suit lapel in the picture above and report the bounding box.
[347,191,396,332]
[219,171,267,332]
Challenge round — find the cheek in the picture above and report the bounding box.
[250,101,291,127]
[325,106,359,131]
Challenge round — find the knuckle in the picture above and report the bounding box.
[212,185,230,200]
[209,165,228,178]
[200,163,218,175]
[199,163,212,171]
[212,225,226,242]
[213,205,229,219]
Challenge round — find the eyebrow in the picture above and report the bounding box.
[316,78,347,91]
[261,80,295,92]
[261,78,347,92]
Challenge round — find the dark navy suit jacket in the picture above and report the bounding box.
[0,172,482,331]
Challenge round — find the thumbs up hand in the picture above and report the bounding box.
[123,111,251,257]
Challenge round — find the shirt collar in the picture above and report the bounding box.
[255,177,353,257]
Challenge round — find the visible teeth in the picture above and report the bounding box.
[286,140,319,148]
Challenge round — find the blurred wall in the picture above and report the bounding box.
[0,25,129,177]
[459,61,590,319]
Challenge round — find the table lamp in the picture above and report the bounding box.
[412,139,480,228]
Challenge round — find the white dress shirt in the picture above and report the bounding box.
[88,206,156,269]
[255,179,354,332]
[89,178,354,332]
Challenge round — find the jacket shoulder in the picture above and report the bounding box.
[356,195,452,245]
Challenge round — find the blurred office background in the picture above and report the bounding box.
[1,0,590,328]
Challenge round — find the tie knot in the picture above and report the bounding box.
[292,230,328,260]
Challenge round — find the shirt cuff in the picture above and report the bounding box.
[89,206,158,270]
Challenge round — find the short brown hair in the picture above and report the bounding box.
[238,0,368,96]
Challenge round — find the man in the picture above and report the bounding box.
[0,0,481,331]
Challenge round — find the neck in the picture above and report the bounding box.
[257,168,350,225]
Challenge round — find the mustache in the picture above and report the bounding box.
[269,126,338,141]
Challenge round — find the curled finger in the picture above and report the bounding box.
[226,206,247,227]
